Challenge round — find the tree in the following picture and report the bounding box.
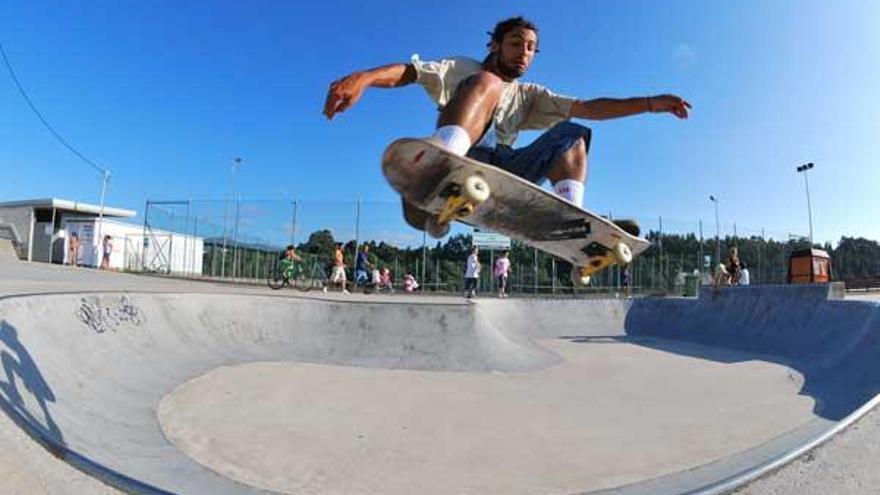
[298,229,335,256]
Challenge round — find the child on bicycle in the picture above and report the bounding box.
[282,245,304,263]
[279,245,304,273]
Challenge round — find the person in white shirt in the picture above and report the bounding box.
[739,262,751,286]
[464,247,480,298]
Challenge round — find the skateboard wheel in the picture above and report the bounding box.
[457,204,475,217]
[424,215,451,239]
[463,175,490,204]
[570,267,591,287]
[612,243,633,264]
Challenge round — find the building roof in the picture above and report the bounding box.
[0,198,136,218]
[790,248,831,258]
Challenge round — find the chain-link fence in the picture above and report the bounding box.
[137,197,831,295]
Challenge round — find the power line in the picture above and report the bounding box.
[0,40,109,176]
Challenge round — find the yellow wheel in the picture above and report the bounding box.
[463,175,490,204]
[570,267,591,286]
[612,243,633,265]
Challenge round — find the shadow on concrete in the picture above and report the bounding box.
[0,319,65,453]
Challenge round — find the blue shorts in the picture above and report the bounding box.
[466,121,592,184]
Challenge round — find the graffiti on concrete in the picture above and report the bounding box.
[75,295,145,334]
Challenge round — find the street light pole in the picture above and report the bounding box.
[220,157,243,278]
[94,170,111,266]
[709,195,720,266]
[796,162,815,245]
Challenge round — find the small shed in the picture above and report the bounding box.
[788,248,832,284]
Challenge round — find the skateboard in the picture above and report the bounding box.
[381,138,651,286]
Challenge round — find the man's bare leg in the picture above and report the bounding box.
[545,137,639,234]
[547,137,588,206]
[432,71,504,155]
[403,71,504,230]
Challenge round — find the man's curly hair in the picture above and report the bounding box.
[487,16,539,49]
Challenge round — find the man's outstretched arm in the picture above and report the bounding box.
[569,94,691,121]
[323,64,417,120]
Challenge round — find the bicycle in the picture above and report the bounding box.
[267,257,328,291]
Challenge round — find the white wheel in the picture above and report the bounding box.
[463,175,490,204]
[424,216,451,239]
[570,267,591,286]
[612,243,633,265]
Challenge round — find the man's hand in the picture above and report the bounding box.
[323,72,368,120]
[649,94,692,119]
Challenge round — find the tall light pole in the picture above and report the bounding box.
[709,195,720,266]
[220,157,244,278]
[94,169,111,264]
[796,162,815,245]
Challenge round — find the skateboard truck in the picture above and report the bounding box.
[570,242,633,286]
[429,175,490,238]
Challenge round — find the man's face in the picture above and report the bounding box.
[491,27,538,79]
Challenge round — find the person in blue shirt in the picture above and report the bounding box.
[355,244,374,287]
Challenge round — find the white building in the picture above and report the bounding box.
[65,217,204,275]
[0,198,203,275]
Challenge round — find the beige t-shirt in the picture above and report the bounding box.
[411,55,575,147]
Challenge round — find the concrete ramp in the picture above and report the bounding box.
[626,284,880,421]
[0,284,878,494]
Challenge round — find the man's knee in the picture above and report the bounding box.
[565,136,587,160]
[548,132,589,183]
[459,71,504,97]
[439,71,505,141]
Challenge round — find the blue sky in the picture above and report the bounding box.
[1,1,878,247]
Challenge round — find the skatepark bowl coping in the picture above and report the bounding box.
[0,266,879,494]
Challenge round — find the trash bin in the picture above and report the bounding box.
[683,274,699,297]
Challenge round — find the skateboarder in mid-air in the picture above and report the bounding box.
[324,16,691,229]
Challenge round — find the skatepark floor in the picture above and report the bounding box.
[0,259,878,495]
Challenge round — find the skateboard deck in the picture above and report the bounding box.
[381,138,651,285]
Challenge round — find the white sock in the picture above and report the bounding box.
[432,125,472,156]
[553,179,585,206]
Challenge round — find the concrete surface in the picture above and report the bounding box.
[0,260,879,494]
[0,239,18,261]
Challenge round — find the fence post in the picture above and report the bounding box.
[421,228,427,290]
[659,216,664,287]
[490,249,495,294]
[353,199,361,287]
[232,195,241,279]
[291,199,298,246]
[142,201,150,272]
[192,216,198,276]
[699,219,704,279]
[221,195,228,278]
[517,262,522,294]
[533,248,538,294]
